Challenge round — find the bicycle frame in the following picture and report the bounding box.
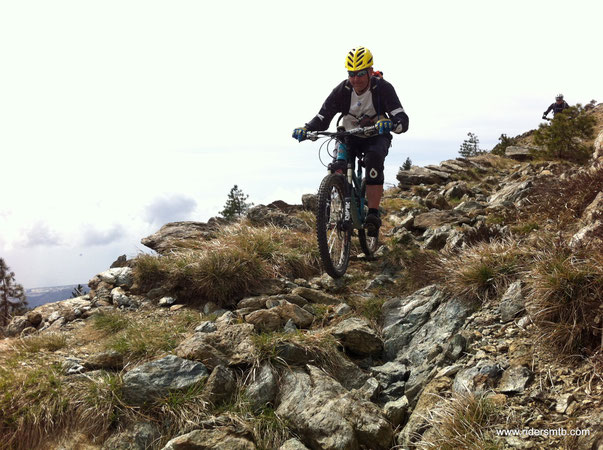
[333,139,366,230]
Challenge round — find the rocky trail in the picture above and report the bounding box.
[1,110,602,449]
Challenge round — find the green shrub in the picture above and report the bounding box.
[490,133,518,156]
[532,104,596,163]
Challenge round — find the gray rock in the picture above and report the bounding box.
[353,377,381,401]
[488,180,532,208]
[334,303,352,316]
[175,322,256,369]
[498,366,533,394]
[413,210,471,230]
[283,319,298,333]
[505,146,533,160]
[499,281,525,323]
[382,285,477,405]
[330,317,383,357]
[248,278,288,296]
[569,220,603,248]
[161,429,256,450]
[247,204,309,231]
[102,422,160,450]
[111,287,131,307]
[276,365,393,450]
[384,396,410,427]
[93,267,134,289]
[279,438,310,450]
[302,193,318,212]
[371,361,410,386]
[158,296,177,307]
[141,219,227,254]
[291,287,340,305]
[397,166,450,187]
[454,200,487,214]
[247,363,278,411]
[123,355,209,406]
[555,393,575,414]
[453,361,504,394]
[5,316,29,337]
[195,321,217,333]
[204,365,236,405]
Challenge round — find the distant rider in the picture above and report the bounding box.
[542,94,569,119]
[292,47,409,237]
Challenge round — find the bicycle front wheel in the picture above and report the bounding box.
[316,173,351,278]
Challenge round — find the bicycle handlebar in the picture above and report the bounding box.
[306,125,378,141]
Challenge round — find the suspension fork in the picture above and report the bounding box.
[342,137,353,230]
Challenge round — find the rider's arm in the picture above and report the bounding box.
[379,80,409,134]
[543,103,554,116]
[305,81,347,131]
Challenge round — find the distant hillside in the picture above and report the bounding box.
[25,284,89,309]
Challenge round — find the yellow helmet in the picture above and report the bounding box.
[345,47,373,71]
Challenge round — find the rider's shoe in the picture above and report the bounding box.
[364,213,381,238]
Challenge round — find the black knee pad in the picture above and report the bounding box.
[364,152,385,185]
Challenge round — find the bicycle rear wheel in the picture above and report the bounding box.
[358,178,379,257]
[316,173,351,278]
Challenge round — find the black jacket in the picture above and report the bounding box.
[543,101,569,116]
[305,76,409,133]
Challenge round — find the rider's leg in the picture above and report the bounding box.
[363,134,391,210]
[366,184,383,209]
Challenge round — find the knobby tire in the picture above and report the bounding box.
[316,174,350,278]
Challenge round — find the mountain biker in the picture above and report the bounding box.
[542,94,569,119]
[292,46,409,237]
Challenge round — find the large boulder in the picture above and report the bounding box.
[488,180,532,208]
[175,322,256,369]
[397,166,450,187]
[161,429,255,450]
[246,204,309,231]
[412,210,472,230]
[330,317,383,357]
[141,219,227,254]
[276,365,393,450]
[122,355,209,406]
[382,285,477,405]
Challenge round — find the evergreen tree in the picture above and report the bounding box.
[402,157,412,170]
[533,104,596,163]
[491,133,518,156]
[459,132,485,157]
[220,185,253,220]
[71,284,87,298]
[0,258,27,326]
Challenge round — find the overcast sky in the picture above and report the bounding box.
[1,0,601,288]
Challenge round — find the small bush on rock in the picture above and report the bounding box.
[532,104,596,163]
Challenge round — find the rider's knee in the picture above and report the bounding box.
[365,166,384,185]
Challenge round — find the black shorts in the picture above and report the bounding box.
[348,134,391,185]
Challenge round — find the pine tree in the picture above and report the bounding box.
[220,185,253,220]
[71,284,87,298]
[533,104,596,163]
[402,157,412,170]
[0,258,28,326]
[459,132,484,157]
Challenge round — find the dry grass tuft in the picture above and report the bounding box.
[0,359,127,450]
[17,333,67,353]
[435,239,525,303]
[522,164,603,229]
[416,392,506,450]
[525,242,602,355]
[133,224,320,306]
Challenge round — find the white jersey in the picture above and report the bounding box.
[342,89,384,132]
